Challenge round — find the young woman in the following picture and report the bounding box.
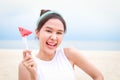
[19,9,104,80]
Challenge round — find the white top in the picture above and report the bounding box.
[34,48,76,80]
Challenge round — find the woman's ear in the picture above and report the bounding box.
[35,29,39,39]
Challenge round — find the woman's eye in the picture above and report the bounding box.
[57,32,63,34]
[46,30,52,33]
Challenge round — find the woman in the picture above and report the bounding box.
[19,9,104,80]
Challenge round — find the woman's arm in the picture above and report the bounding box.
[18,50,37,80]
[64,48,104,80]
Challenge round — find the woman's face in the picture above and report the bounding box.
[36,18,64,54]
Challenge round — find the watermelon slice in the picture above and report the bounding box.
[18,27,32,37]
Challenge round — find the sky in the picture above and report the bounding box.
[0,0,120,41]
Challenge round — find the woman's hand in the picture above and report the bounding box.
[22,50,37,80]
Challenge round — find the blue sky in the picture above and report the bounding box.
[0,0,120,41]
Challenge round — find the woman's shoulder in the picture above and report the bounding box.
[63,47,81,64]
[63,47,80,55]
[63,47,86,65]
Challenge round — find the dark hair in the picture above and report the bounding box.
[36,9,66,33]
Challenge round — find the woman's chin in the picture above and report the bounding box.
[45,46,57,54]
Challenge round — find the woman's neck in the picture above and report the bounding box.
[36,49,56,61]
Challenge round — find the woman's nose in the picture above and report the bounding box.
[50,33,57,40]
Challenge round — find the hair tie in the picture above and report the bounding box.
[37,11,61,25]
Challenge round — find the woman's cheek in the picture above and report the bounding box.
[58,35,64,43]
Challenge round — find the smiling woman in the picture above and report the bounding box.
[18,9,104,80]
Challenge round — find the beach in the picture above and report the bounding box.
[0,49,120,80]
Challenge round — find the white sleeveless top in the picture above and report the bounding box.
[34,48,76,80]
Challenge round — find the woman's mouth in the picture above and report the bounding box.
[46,42,57,49]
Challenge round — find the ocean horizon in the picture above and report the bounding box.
[0,40,120,51]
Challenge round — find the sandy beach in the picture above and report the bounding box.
[0,49,120,80]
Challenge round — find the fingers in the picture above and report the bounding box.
[22,57,36,70]
[22,50,36,69]
[24,54,32,61]
[22,59,34,67]
[21,50,37,79]
[23,50,32,59]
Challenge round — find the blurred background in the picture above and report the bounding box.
[0,0,120,50]
[0,0,120,80]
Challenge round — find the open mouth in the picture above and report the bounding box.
[46,42,57,49]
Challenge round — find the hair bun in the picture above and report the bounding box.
[40,9,50,16]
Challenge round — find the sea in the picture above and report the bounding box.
[0,40,120,51]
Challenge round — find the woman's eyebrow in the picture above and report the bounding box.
[45,26,52,29]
